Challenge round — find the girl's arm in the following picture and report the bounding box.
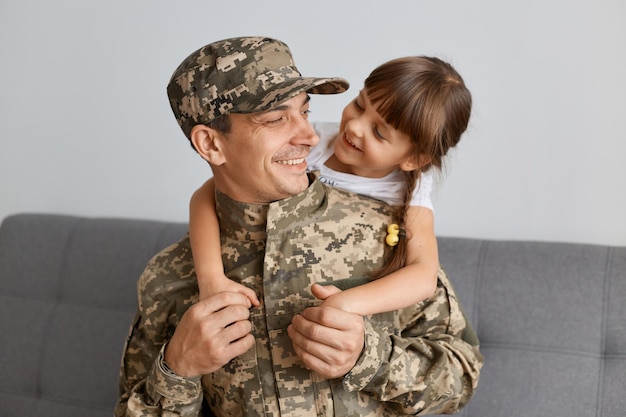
[318,206,438,315]
[189,179,260,305]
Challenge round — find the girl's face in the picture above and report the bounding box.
[335,89,418,178]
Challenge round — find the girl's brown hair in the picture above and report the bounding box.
[365,56,472,278]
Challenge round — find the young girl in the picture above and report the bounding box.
[189,55,471,315]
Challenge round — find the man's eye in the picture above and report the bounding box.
[267,117,284,124]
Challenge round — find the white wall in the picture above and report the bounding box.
[1,0,625,246]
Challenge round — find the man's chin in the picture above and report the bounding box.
[280,173,311,198]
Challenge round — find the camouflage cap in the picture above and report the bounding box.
[167,36,350,138]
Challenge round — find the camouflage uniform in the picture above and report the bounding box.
[115,175,483,416]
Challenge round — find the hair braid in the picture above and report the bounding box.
[370,170,420,279]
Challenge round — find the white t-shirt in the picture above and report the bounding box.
[309,122,434,210]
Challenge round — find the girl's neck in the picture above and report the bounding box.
[324,153,355,175]
[324,153,397,178]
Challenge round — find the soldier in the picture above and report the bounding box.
[115,36,482,417]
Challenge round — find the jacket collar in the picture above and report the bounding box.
[215,173,326,238]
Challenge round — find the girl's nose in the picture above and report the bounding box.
[345,117,365,139]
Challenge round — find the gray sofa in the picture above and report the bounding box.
[1,213,624,417]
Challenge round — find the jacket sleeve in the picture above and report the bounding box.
[342,267,483,415]
[114,240,205,417]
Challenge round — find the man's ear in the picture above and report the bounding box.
[399,153,431,172]
[190,125,226,165]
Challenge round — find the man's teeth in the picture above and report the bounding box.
[276,158,305,165]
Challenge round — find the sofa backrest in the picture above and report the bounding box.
[0,214,187,417]
[1,213,625,416]
[438,238,626,417]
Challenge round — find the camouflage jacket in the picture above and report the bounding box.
[115,175,482,416]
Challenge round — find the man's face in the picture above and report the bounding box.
[214,93,320,203]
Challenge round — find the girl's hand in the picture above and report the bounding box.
[198,273,260,307]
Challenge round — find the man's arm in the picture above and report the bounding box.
[348,268,481,415]
[289,268,483,415]
[115,240,254,417]
[114,266,204,416]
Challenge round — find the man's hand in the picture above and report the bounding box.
[164,291,254,377]
[287,284,365,379]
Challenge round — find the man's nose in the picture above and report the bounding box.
[294,116,320,147]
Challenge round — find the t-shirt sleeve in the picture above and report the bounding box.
[410,169,434,211]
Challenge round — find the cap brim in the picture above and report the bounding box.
[253,76,349,112]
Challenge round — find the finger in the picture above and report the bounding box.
[239,285,261,307]
[287,322,330,362]
[311,283,342,300]
[229,333,255,356]
[222,319,253,346]
[195,307,252,358]
[197,291,252,315]
[224,281,261,307]
[292,311,365,360]
[212,303,251,329]
[195,329,254,375]
[288,323,349,379]
[301,305,357,332]
[291,313,344,351]
[290,333,326,369]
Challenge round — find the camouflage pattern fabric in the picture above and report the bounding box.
[115,174,483,416]
[167,36,349,139]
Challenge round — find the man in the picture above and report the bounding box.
[115,36,482,416]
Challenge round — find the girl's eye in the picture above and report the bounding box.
[353,99,364,111]
[374,126,386,141]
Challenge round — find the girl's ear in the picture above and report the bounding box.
[190,125,226,166]
[399,153,431,172]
